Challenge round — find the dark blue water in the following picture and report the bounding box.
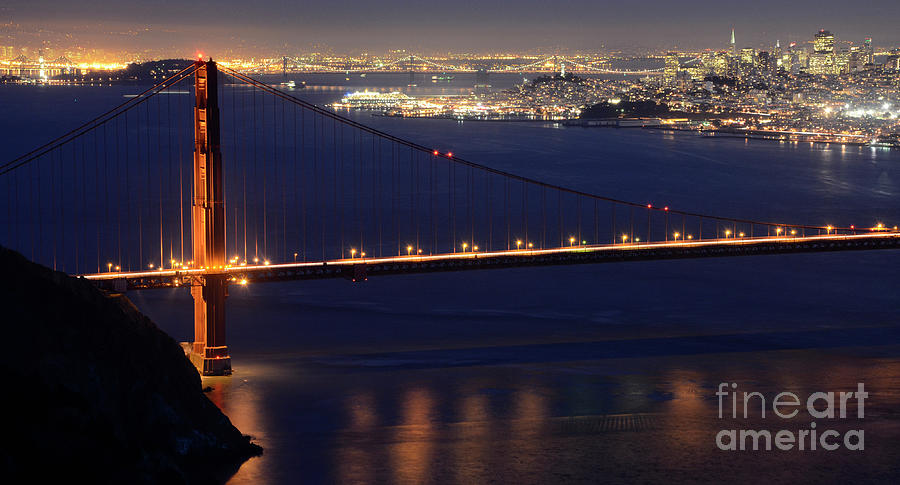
[3,77,900,483]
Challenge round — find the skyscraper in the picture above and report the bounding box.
[814,30,835,54]
[808,29,837,74]
[664,52,680,82]
[863,37,874,65]
[740,47,755,65]
[731,28,736,56]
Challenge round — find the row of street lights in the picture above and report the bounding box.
[342,222,895,261]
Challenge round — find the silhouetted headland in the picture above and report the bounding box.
[0,246,261,484]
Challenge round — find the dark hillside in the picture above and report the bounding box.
[0,246,260,484]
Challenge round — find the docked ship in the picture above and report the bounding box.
[276,80,305,89]
[331,91,414,109]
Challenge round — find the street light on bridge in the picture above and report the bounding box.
[621,234,628,243]
[516,240,522,250]
[407,245,413,256]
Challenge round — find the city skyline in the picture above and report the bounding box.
[2,0,900,58]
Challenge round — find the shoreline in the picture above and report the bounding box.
[368,111,897,149]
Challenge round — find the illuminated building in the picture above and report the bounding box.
[794,47,808,72]
[773,40,781,69]
[814,30,835,54]
[807,53,834,74]
[757,51,771,71]
[740,48,755,66]
[730,28,737,56]
[863,38,874,65]
[780,51,792,72]
[834,48,852,73]
[808,30,836,74]
[664,52,680,82]
[713,51,729,76]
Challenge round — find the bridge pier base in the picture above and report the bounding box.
[188,349,231,376]
[189,273,231,375]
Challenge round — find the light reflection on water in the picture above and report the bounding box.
[206,348,900,484]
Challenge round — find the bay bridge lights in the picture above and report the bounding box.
[225,54,668,76]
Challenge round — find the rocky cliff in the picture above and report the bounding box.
[0,247,260,483]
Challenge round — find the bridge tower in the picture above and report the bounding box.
[189,59,231,376]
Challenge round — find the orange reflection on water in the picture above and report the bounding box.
[336,391,378,484]
[391,387,435,485]
[658,369,708,449]
[452,393,491,484]
[348,391,378,430]
[202,373,266,482]
[508,389,548,480]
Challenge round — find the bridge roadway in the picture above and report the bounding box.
[81,232,900,291]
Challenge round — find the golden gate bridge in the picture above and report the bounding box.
[2,59,898,375]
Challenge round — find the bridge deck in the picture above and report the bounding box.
[82,232,900,291]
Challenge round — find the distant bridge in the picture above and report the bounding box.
[244,54,667,75]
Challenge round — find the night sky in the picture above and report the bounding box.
[3,0,900,54]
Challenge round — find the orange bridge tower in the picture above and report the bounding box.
[189,59,231,375]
